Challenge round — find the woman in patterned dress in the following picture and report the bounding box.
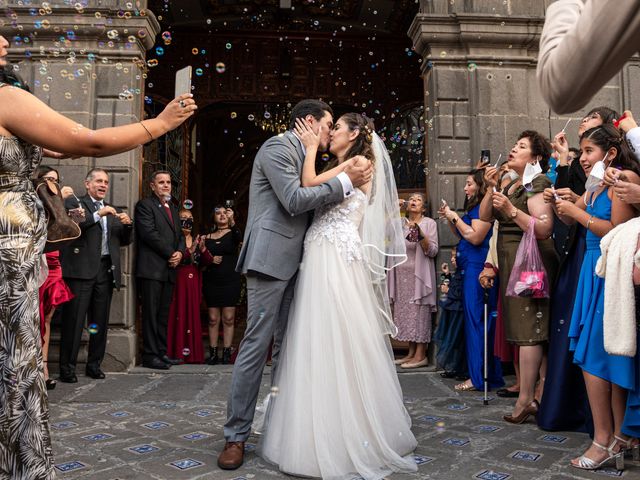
[388,193,438,368]
[0,35,196,478]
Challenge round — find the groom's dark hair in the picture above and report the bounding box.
[289,99,333,130]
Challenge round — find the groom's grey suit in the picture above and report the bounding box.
[225,131,351,442]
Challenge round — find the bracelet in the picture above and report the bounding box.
[140,121,153,141]
[586,215,595,231]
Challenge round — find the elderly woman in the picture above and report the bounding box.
[479,131,559,424]
[388,192,438,368]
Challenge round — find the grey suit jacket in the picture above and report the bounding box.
[537,0,640,114]
[236,131,345,280]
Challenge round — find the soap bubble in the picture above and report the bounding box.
[88,324,99,335]
[183,199,194,210]
[182,348,191,357]
[215,62,226,73]
[192,48,199,55]
[155,47,164,56]
[225,43,232,50]
[195,68,203,76]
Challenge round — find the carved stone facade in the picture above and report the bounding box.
[409,0,640,258]
[0,0,160,371]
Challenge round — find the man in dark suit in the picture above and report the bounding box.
[135,170,185,370]
[59,168,133,383]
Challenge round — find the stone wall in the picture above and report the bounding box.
[409,0,640,260]
[0,1,159,371]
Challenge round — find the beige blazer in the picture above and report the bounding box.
[537,0,640,114]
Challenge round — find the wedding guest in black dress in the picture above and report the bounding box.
[202,205,243,364]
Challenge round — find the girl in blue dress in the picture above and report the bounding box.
[553,124,640,471]
[439,170,503,391]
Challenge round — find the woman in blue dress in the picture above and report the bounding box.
[439,170,503,391]
[553,124,640,471]
[536,108,621,433]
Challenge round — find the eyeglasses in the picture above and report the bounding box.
[42,176,58,183]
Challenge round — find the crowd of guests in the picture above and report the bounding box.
[391,106,640,471]
[35,168,243,385]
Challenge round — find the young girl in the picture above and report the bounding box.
[554,124,640,470]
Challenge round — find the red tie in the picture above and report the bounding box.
[163,203,173,223]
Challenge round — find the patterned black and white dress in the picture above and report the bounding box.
[0,83,53,478]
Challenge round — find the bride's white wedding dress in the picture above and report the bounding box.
[259,189,418,480]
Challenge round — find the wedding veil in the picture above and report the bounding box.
[361,132,407,336]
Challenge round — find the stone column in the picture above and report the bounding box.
[409,0,640,257]
[0,1,160,371]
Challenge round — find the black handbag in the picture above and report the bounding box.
[33,178,81,252]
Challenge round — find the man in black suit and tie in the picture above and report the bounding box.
[59,168,133,383]
[135,170,185,370]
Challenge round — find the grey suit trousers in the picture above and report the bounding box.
[224,271,296,442]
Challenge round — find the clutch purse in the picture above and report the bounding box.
[33,178,81,252]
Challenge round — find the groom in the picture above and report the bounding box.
[218,99,372,470]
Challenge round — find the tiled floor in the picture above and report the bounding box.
[47,365,638,479]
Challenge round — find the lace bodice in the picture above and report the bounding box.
[304,189,366,264]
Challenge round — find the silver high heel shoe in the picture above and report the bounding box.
[614,435,640,462]
[570,439,624,471]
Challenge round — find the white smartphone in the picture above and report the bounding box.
[174,66,192,98]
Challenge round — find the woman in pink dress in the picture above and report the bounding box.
[388,192,438,368]
[167,208,213,363]
[35,166,76,390]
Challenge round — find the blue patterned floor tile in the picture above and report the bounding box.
[510,450,542,462]
[168,458,204,470]
[54,461,87,473]
[447,403,470,411]
[81,433,114,442]
[51,421,78,430]
[413,454,434,465]
[474,470,511,480]
[417,415,444,423]
[193,409,214,417]
[473,425,502,433]
[142,421,171,430]
[538,433,568,444]
[594,467,624,477]
[127,444,160,455]
[442,437,470,447]
[108,411,131,418]
[181,431,211,441]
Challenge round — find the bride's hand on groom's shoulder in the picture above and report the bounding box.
[294,118,320,150]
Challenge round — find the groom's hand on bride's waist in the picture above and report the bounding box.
[344,156,373,187]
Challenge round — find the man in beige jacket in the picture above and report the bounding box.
[537,0,640,114]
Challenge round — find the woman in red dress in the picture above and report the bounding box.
[167,208,213,363]
[35,166,77,390]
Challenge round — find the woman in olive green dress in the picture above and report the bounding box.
[479,131,559,425]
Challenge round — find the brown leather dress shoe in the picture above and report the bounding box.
[217,441,245,470]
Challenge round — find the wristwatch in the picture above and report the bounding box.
[510,208,518,219]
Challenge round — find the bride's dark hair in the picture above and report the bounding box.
[340,113,375,162]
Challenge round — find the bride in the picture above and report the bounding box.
[258,112,418,479]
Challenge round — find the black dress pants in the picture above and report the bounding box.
[140,278,175,363]
[60,257,113,374]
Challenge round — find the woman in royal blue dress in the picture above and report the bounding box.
[536,108,619,433]
[439,169,503,391]
[553,124,640,471]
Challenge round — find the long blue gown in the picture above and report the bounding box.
[569,190,635,390]
[537,225,593,433]
[457,205,504,390]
